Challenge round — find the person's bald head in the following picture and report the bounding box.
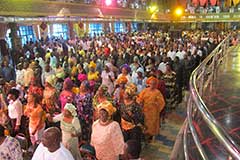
[41,127,61,152]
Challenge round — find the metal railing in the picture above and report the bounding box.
[184,35,240,160]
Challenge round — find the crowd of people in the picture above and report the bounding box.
[0,30,229,160]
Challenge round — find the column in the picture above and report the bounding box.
[68,21,74,39]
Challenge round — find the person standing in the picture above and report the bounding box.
[24,93,45,146]
[101,63,115,95]
[137,76,165,142]
[48,103,82,160]
[75,80,93,142]
[7,89,23,136]
[91,101,125,160]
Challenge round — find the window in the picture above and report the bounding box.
[114,22,125,33]
[131,23,138,32]
[19,26,35,45]
[89,23,103,37]
[52,24,69,40]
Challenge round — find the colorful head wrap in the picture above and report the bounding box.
[125,83,137,97]
[64,103,77,117]
[97,101,116,116]
[146,76,158,85]
[45,75,56,86]
[116,75,128,85]
[88,61,96,69]
[120,64,131,73]
[78,74,87,82]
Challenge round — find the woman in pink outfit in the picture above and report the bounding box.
[91,101,125,160]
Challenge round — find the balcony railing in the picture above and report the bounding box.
[183,34,240,159]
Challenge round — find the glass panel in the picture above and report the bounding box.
[89,23,103,37]
[19,26,35,45]
[114,22,125,33]
[52,23,69,40]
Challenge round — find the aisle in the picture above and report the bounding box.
[141,101,186,160]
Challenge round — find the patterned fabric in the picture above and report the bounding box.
[91,120,125,160]
[163,72,177,110]
[42,87,58,115]
[75,92,93,141]
[0,136,23,160]
[137,88,165,136]
[120,102,144,131]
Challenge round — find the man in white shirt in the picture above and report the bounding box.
[32,127,74,160]
[158,56,168,74]
[176,45,186,60]
[167,47,176,61]
[7,89,23,136]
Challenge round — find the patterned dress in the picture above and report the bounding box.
[0,136,23,160]
[163,71,178,111]
[120,102,144,142]
[75,92,93,141]
[137,88,165,136]
[91,120,125,160]
[42,87,59,115]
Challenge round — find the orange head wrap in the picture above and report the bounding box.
[146,76,158,85]
[116,76,128,85]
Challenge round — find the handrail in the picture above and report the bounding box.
[184,35,240,160]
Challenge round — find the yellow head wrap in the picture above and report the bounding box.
[88,61,96,69]
[125,83,137,97]
[97,101,116,116]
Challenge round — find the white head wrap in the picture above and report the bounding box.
[64,103,77,117]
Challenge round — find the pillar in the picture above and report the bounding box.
[68,21,74,39]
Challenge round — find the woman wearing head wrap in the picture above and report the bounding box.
[131,67,147,93]
[87,61,99,82]
[92,85,113,120]
[101,63,115,95]
[120,83,144,143]
[137,76,165,142]
[42,76,59,117]
[117,64,132,83]
[91,101,125,160]
[74,80,93,142]
[114,75,128,105]
[48,103,82,160]
[59,78,74,111]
